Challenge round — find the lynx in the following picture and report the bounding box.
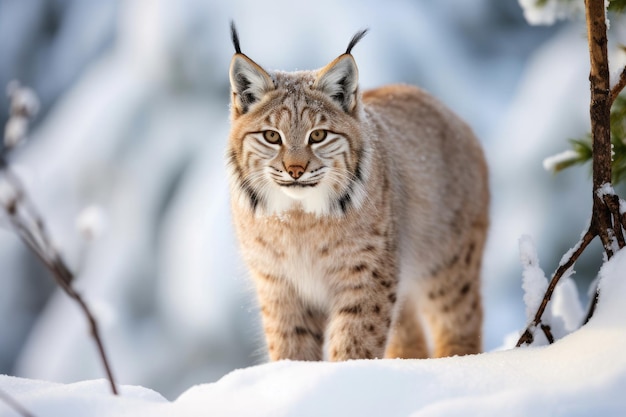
[226,23,489,361]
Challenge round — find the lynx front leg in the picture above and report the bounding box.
[327,267,397,360]
[253,271,326,361]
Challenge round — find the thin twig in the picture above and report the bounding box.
[9,211,117,394]
[516,229,596,347]
[516,328,534,347]
[533,230,595,323]
[584,288,600,324]
[610,65,626,105]
[2,167,67,275]
[0,387,36,417]
[540,324,554,344]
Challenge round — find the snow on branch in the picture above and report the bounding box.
[3,81,39,150]
[517,229,595,347]
[518,236,582,346]
[519,235,549,322]
[542,149,581,174]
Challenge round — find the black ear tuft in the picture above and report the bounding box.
[230,20,242,54]
[345,29,369,55]
[228,22,274,115]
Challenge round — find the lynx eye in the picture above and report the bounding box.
[262,130,282,145]
[309,129,328,144]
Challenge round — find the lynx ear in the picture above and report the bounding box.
[229,54,274,115]
[314,54,359,113]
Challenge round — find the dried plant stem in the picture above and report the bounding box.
[0,161,118,395]
[0,387,36,417]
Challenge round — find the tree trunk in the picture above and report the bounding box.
[586,0,615,255]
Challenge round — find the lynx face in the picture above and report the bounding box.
[227,42,370,216]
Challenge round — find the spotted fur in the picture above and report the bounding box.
[227,24,489,361]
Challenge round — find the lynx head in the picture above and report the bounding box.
[226,22,370,217]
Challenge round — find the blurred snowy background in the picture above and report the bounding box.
[0,0,616,400]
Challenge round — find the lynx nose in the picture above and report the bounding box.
[286,165,305,180]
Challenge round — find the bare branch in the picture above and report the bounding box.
[584,288,600,325]
[517,229,596,347]
[0,387,36,417]
[540,324,554,344]
[0,164,118,395]
[610,66,626,105]
[516,328,534,347]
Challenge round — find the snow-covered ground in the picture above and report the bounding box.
[2,246,625,416]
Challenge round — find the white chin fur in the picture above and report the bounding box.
[265,183,333,216]
[280,186,311,200]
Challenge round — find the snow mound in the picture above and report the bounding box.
[2,250,626,416]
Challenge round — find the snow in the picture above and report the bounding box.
[3,116,28,149]
[2,248,626,416]
[592,185,623,254]
[518,235,585,344]
[75,205,107,241]
[542,149,579,173]
[551,276,584,332]
[4,81,39,148]
[518,0,585,26]
[596,182,616,198]
[6,81,40,118]
[518,235,548,322]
